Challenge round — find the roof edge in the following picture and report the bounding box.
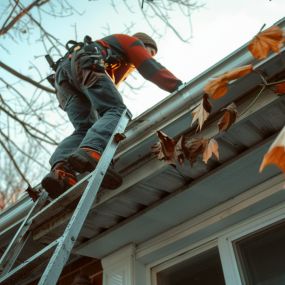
[0,17,284,231]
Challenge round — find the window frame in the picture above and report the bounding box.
[148,175,285,285]
[151,239,219,285]
[218,202,285,285]
[150,202,285,285]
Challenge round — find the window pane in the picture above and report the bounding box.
[235,220,285,285]
[157,248,226,285]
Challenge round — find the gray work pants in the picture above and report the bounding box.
[49,68,126,168]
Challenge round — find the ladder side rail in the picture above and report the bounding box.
[38,109,131,285]
[0,238,59,285]
[0,191,49,275]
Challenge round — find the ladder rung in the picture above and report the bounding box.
[0,191,49,276]
[0,239,58,285]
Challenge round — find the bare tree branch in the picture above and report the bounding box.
[0,139,31,187]
[0,0,50,36]
[0,60,56,93]
[0,0,20,31]
[0,105,58,145]
[23,8,65,55]
[0,129,49,170]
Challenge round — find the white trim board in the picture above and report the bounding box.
[148,183,285,285]
[136,174,285,264]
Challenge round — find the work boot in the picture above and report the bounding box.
[41,162,77,199]
[67,147,123,189]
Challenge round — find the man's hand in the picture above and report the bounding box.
[176,81,186,92]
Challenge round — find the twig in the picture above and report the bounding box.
[0,0,50,36]
[266,78,285,86]
[0,129,49,170]
[239,84,266,117]
[258,23,266,33]
[0,140,31,187]
[0,0,20,31]
[0,60,56,93]
[24,8,64,55]
[0,77,47,120]
[0,105,58,145]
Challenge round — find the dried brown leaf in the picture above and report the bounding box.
[204,77,228,100]
[260,126,285,173]
[273,82,285,95]
[248,26,284,60]
[114,133,126,143]
[183,137,208,166]
[174,136,186,165]
[223,65,253,81]
[218,103,238,132]
[152,131,176,165]
[191,95,212,131]
[203,138,219,164]
[204,65,253,99]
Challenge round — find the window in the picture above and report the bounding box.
[235,220,285,285]
[156,248,226,285]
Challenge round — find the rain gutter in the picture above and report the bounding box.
[0,17,284,233]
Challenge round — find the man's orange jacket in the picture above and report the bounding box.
[97,34,182,93]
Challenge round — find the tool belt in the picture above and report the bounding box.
[46,35,122,109]
[69,41,106,90]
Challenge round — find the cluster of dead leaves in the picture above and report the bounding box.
[191,95,239,133]
[191,64,253,133]
[152,131,219,167]
[152,24,285,173]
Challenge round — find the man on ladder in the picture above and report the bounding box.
[42,32,183,198]
[0,32,183,285]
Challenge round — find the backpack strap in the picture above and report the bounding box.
[65,40,84,53]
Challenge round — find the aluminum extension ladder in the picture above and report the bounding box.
[0,108,131,285]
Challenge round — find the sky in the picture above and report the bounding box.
[2,0,285,117]
[0,0,285,188]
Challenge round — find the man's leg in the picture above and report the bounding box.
[80,74,126,153]
[42,88,94,198]
[67,74,126,189]
[49,92,94,168]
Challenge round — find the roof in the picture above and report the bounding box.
[1,17,285,284]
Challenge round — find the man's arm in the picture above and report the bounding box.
[114,34,182,92]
